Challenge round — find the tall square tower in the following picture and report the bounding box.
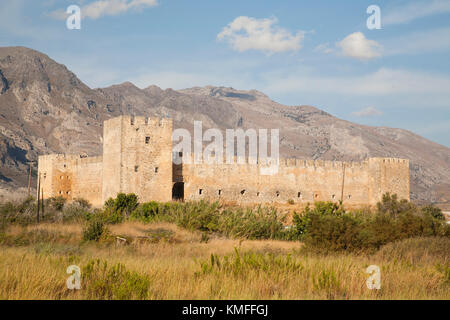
[102,115,173,203]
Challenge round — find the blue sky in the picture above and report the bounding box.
[1,0,449,147]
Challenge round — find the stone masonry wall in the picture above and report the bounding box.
[38,154,103,206]
[102,116,173,203]
[177,156,409,207]
[39,116,410,208]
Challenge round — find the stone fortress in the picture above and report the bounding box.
[38,116,410,207]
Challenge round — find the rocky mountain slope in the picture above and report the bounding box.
[0,46,449,205]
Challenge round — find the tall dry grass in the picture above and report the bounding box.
[0,222,448,300]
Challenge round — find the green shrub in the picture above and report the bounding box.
[83,220,107,242]
[129,201,289,241]
[175,201,221,232]
[219,206,286,240]
[103,193,139,224]
[304,213,363,252]
[421,205,445,220]
[291,201,346,240]
[82,259,150,299]
[298,195,450,253]
[105,193,138,215]
[376,193,416,217]
[131,201,159,223]
[165,201,287,240]
[103,207,125,224]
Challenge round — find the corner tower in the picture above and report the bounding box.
[102,115,173,203]
[367,157,410,205]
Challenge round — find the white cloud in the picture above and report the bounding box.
[352,107,384,117]
[217,16,305,54]
[314,42,334,54]
[336,32,382,60]
[384,0,450,25]
[50,0,158,20]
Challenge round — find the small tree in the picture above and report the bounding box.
[83,220,106,241]
[292,201,346,240]
[103,193,139,223]
[376,193,415,217]
[421,205,445,220]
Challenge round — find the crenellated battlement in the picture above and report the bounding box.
[104,115,172,129]
[175,153,407,170]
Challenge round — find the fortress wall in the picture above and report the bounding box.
[39,116,410,208]
[102,116,123,202]
[38,155,54,199]
[180,155,372,206]
[103,116,173,203]
[38,154,103,206]
[38,154,74,200]
[71,156,103,206]
[368,158,410,205]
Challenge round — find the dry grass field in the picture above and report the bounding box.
[0,221,448,300]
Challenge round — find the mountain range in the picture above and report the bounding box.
[0,46,449,206]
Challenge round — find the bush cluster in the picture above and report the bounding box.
[0,196,36,225]
[0,196,94,225]
[130,200,289,240]
[291,193,449,253]
[1,192,448,253]
[82,220,107,242]
[102,193,139,224]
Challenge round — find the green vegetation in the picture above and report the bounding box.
[1,192,448,253]
[82,220,107,242]
[0,191,448,299]
[290,194,449,253]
